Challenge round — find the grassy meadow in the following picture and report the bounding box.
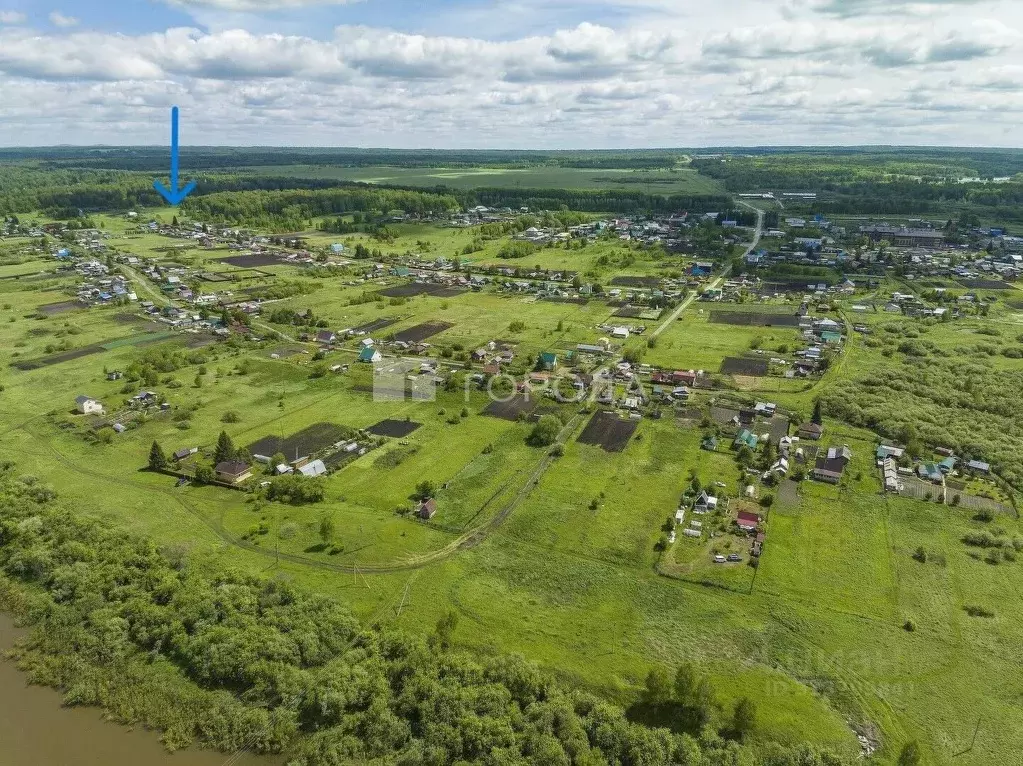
[0,218,1022,766]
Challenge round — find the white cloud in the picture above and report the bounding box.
[0,10,26,24]
[48,11,78,27]
[2,0,1023,146]
[163,0,362,9]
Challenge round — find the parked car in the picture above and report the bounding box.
[727,553,742,562]
[713,555,726,563]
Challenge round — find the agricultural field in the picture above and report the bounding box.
[1,153,1022,766]
[230,164,727,195]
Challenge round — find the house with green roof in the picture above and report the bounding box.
[733,429,758,451]
[701,435,718,451]
[821,331,843,344]
[538,352,558,371]
[358,346,382,363]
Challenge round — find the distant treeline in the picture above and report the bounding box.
[691,152,1023,222]
[0,147,690,171]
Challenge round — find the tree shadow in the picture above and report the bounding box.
[624,701,702,737]
[304,542,328,553]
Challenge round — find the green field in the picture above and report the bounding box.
[233,164,727,194]
[2,172,1023,766]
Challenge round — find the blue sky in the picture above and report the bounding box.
[1,0,1022,146]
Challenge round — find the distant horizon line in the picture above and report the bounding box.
[3,143,1023,152]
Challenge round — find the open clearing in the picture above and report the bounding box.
[576,411,639,452]
[230,164,727,194]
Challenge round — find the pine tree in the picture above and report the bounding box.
[148,441,168,471]
[213,431,235,466]
[811,399,823,425]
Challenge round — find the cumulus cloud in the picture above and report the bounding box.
[703,20,1015,67]
[0,10,26,24]
[163,0,361,8]
[48,11,78,27]
[1,0,1023,146]
[800,0,990,17]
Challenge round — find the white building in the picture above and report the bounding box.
[75,395,104,414]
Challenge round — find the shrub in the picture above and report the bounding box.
[527,415,561,447]
[265,475,326,505]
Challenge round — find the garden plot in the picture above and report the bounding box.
[247,422,357,460]
[957,279,1009,290]
[393,321,454,343]
[610,276,660,288]
[378,283,466,298]
[365,419,422,438]
[484,396,540,421]
[221,253,291,268]
[721,357,769,376]
[352,317,398,334]
[576,411,639,452]
[613,305,661,320]
[710,311,800,327]
[37,300,84,316]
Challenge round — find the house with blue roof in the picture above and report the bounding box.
[733,429,758,451]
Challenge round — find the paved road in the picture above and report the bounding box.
[651,204,765,339]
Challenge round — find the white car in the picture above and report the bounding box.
[713,555,727,564]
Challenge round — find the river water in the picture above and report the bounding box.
[0,613,276,766]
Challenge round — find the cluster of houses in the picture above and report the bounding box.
[876,443,993,494]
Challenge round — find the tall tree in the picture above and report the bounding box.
[318,512,336,547]
[148,441,168,471]
[213,431,236,466]
[811,399,824,426]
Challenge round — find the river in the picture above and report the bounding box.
[0,613,276,766]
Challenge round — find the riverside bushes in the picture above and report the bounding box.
[0,466,851,765]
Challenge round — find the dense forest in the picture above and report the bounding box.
[0,161,730,224]
[691,152,1023,221]
[0,147,690,171]
[0,466,852,765]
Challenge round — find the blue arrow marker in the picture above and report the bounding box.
[153,106,196,206]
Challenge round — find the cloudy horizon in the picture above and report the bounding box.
[1,0,1022,148]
